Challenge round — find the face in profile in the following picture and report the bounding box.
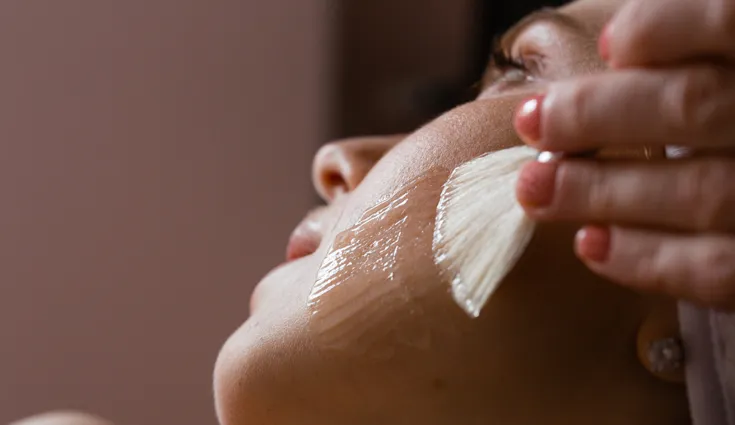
[214,0,690,424]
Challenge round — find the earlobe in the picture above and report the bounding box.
[636,300,686,384]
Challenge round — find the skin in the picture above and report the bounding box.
[18,0,724,422]
[515,0,735,309]
[213,0,689,424]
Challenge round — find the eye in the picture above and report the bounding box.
[491,48,528,74]
[482,46,539,93]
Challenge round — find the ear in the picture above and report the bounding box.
[636,299,685,384]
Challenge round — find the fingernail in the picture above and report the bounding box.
[598,23,612,63]
[575,226,611,263]
[514,95,544,146]
[516,160,558,209]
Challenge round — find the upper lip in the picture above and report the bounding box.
[285,207,325,262]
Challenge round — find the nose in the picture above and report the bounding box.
[312,135,402,203]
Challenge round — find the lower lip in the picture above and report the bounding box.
[286,234,320,263]
[250,237,319,312]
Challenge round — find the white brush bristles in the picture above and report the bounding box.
[433,145,539,318]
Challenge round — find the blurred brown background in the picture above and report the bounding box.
[0,1,497,424]
[334,0,475,137]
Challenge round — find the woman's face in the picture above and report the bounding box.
[214,0,687,424]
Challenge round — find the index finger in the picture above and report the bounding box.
[519,66,735,152]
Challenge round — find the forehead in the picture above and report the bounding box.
[558,0,626,29]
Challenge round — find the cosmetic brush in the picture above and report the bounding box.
[433,146,563,318]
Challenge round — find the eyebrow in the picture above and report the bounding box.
[498,8,584,53]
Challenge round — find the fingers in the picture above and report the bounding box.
[516,157,735,232]
[539,0,735,310]
[514,66,735,152]
[574,226,735,310]
[603,0,735,67]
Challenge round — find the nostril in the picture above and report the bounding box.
[320,170,347,200]
[313,137,399,203]
[325,171,345,190]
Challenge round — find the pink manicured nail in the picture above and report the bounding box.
[598,23,612,63]
[514,95,544,146]
[575,226,611,264]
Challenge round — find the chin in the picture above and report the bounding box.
[212,273,314,425]
[213,327,242,425]
[213,322,265,425]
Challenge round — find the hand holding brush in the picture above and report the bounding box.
[513,0,735,311]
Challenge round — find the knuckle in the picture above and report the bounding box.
[584,165,615,218]
[687,160,732,230]
[564,80,595,139]
[633,253,666,291]
[664,67,729,137]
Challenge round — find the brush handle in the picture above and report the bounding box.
[536,150,598,163]
[536,151,565,163]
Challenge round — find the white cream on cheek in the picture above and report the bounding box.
[307,169,449,359]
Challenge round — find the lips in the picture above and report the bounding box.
[285,210,324,262]
[251,209,325,313]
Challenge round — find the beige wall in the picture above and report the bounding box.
[0,2,330,424]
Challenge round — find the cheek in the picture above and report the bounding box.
[306,170,453,360]
[329,96,527,232]
[300,95,533,359]
[212,94,550,423]
[373,96,527,186]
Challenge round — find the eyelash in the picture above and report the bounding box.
[490,48,527,73]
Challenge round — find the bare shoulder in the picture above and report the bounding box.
[8,411,115,425]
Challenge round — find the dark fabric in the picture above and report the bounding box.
[680,302,735,425]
